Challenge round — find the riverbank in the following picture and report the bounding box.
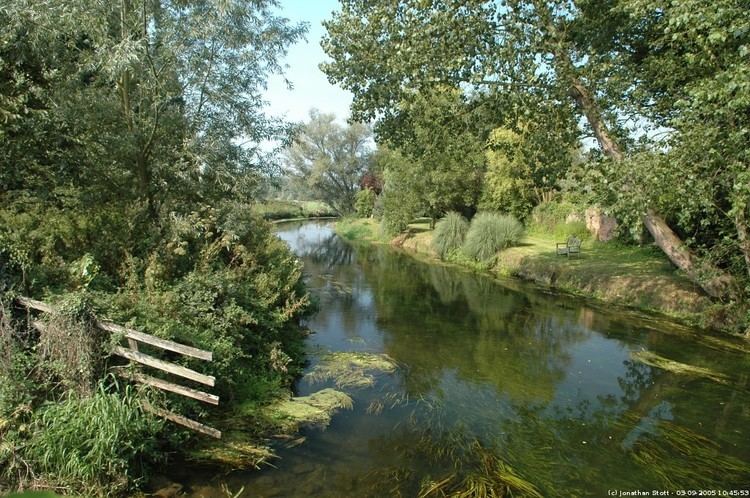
[253,200,336,220]
[335,218,718,328]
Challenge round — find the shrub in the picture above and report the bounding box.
[462,212,524,262]
[554,221,590,241]
[355,188,376,218]
[479,128,535,221]
[529,201,578,233]
[432,212,469,260]
[380,167,422,235]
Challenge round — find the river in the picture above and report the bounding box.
[178,220,750,497]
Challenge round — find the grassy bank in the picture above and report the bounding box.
[334,217,390,243]
[253,200,336,221]
[335,218,713,325]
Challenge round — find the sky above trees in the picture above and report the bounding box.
[264,0,353,124]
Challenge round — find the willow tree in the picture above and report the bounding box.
[1,0,307,283]
[284,110,373,215]
[321,0,737,299]
[1,0,305,216]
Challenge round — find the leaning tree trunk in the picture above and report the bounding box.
[566,75,737,299]
[643,210,737,298]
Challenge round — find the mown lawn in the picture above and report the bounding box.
[336,217,389,243]
[386,219,710,318]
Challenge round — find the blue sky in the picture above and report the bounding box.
[265,0,353,124]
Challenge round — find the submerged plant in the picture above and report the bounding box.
[462,213,524,262]
[268,388,353,432]
[432,212,470,260]
[631,350,730,385]
[364,430,543,498]
[616,413,750,489]
[305,352,398,389]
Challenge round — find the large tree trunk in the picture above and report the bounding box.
[565,72,737,299]
[643,210,736,298]
[536,0,739,301]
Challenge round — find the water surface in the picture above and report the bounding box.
[180,220,750,497]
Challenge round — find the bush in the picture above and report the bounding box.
[380,167,422,235]
[380,188,419,236]
[554,221,590,241]
[529,201,578,233]
[23,380,163,497]
[355,188,376,218]
[462,212,524,262]
[432,212,469,260]
[101,203,311,401]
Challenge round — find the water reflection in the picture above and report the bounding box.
[176,221,750,497]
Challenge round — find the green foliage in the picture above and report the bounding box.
[390,87,485,221]
[284,110,373,215]
[23,380,163,497]
[480,127,573,220]
[336,218,386,243]
[98,205,310,400]
[554,221,590,242]
[479,128,535,220]
[432,212,470,260]
[0,1,314,492]
[355,188,377,218]
[37,295,109,397]
[528,201,579,234]
[252,200,336,220]
[379,156,423,235]
[462,213,524,262]
[3,493,65,498]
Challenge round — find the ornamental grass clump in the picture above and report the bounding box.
[462,212,524,262]
[432,212,470,260]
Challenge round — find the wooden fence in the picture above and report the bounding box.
[17,296,221,438]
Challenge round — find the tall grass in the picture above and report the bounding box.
[432,212,469,260]
[462,212,524,262]
[24,380,163,497]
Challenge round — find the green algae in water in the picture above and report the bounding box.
[631,350,731,385]
[188,389,352,469]
[187,431,277,469]
[305,352,398,389]
[268,388,353,432]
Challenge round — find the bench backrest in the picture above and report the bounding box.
[567,235,581,249]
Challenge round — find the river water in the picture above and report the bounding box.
[180,220,750,497]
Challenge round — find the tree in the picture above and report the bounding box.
[394,86,485,224]
[480,128,535,219]
[380,163,423,235]
[1,0,305,215]
[0,1,314,492]
[321,0,739,299]
[623,0,750,287]
[355,188,376,218]
[284,110,373,215]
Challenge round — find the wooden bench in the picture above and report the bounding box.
[556,235,581,257]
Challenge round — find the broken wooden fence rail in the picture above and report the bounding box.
[16,296,222,438]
